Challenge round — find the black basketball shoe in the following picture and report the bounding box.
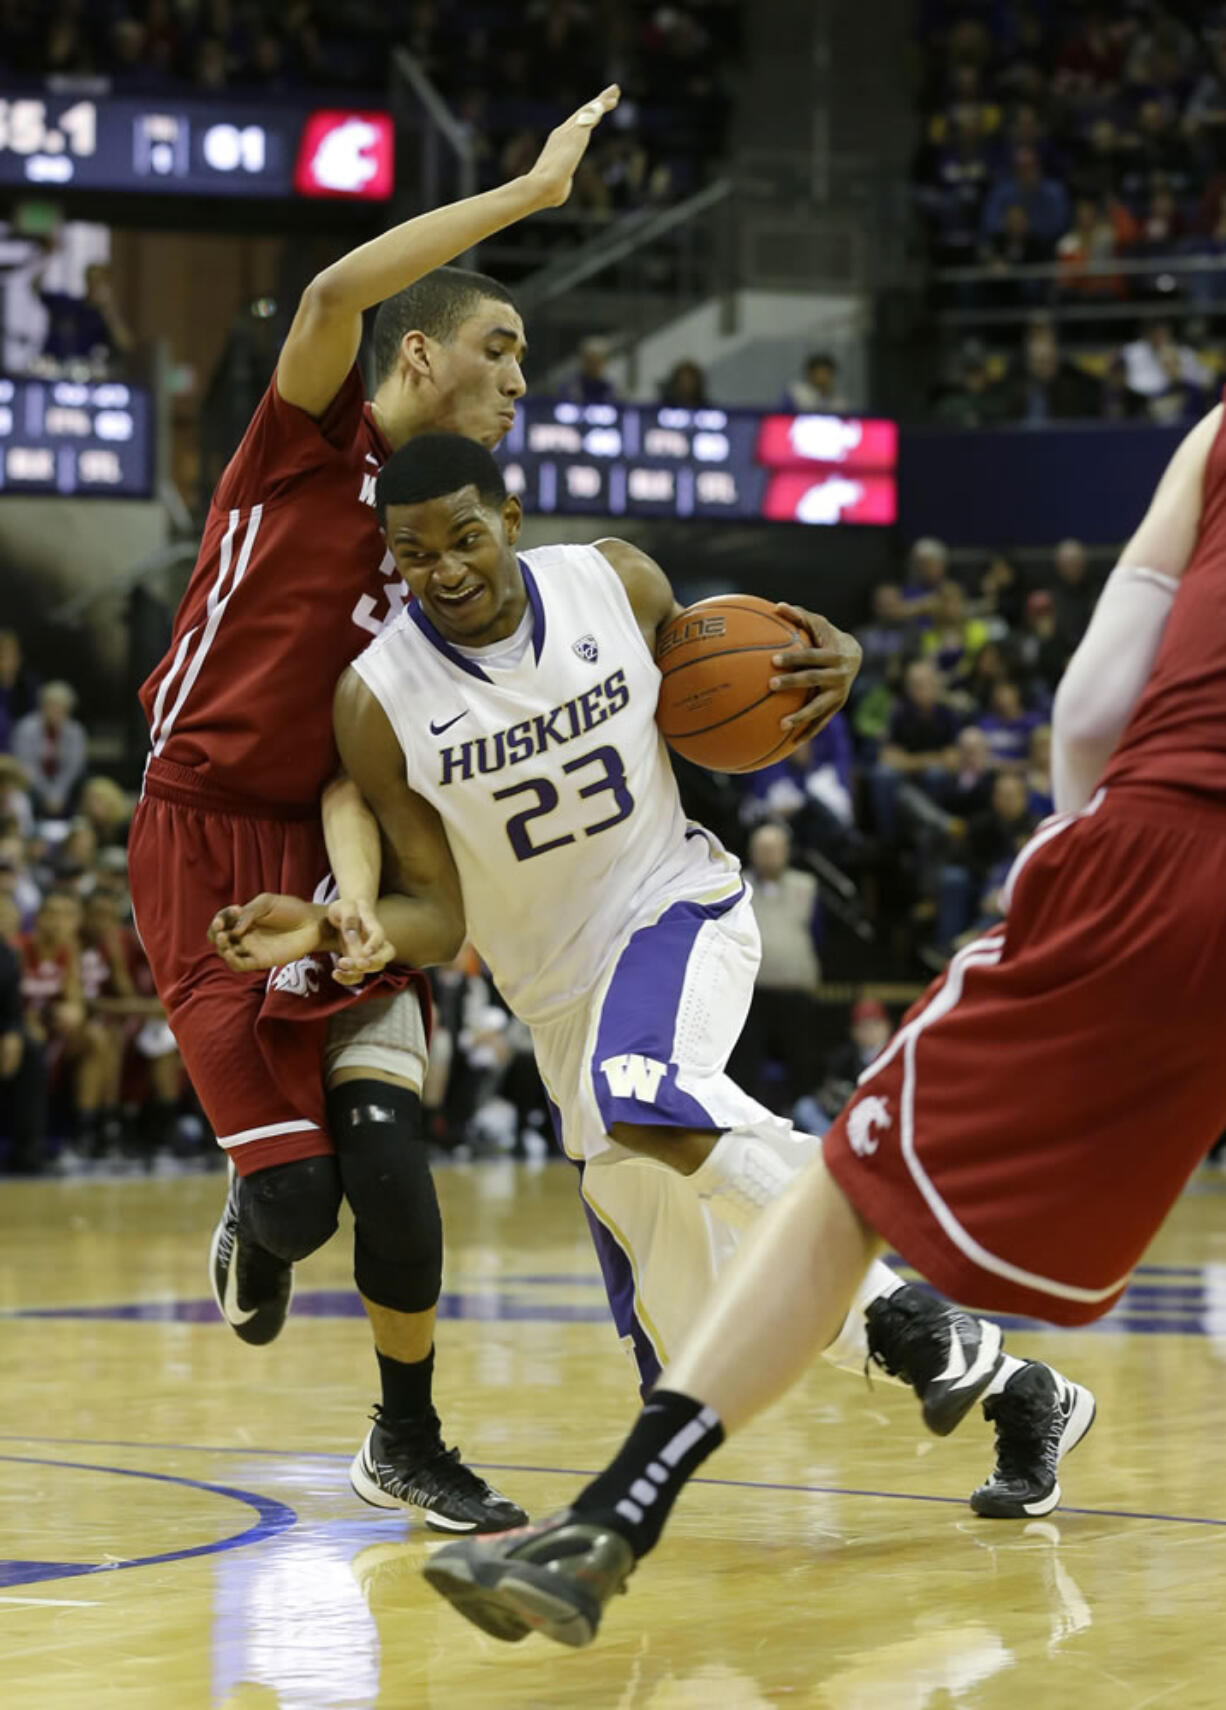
[423,1508,635,1646]
[865,1284,1003,1436]
[207,1163,293,1346]
[971,1361,1097,1519]
[350,1408,528,1534]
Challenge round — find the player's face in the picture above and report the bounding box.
[385,486,525,642]
[425,304,528,449]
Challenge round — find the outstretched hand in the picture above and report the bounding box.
[769,602,863,737]
[527,85,621,208]
[208,892,332,973]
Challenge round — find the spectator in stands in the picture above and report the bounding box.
[1026,724,1054,818]
[1119,99,1193,205]
[0,831,40,931]
[1144,344,1210,424]
[980,203,1052,306]
[973,551,1023,628]
[855,583,911,681]
[659,360,710,408]
[1122,321,1211,399]
[794,997,893,1138]
[12,683,88,820]
[0,631,38,752]
[564,337,619,405]
[919,581,990,685]
[1013,589,1067,703]
[0,890,48,1175]
[53,818,98,893]
[34,256,135,371]
[964,638,1012,712]
[937,770,1036,948]
[1099,351,1146,420]
[1047,538,1098,649]
[999,324,1098,423]
[946,724,997,821]
[981,145,1070,245]
[899,536,950,618]
[19,889,114,1167]
[933,344,1007,427]
[1056,196,1130,298]
[728,822,821,1114]
[979,678,1039,765]
[783,352,849,413]
[875,658,961,835]
[0,758,33,840]
[79,776,132,851]
[739,713,858,870]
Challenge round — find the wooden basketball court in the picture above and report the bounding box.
[3,1162,1225,1708]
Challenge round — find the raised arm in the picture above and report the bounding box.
[594,537,863,744]
[1052,403,1219,813]
[277,87,619,418]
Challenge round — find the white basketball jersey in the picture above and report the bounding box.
[351,542,741,1021]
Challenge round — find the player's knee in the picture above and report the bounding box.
[609,1119,715,1176]
[327,1080,442,1314]
[239,1154,343,1264]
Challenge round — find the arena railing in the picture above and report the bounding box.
[932,250,1226,328]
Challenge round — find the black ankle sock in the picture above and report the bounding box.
[572,1389,724,1559]
[376,1347,436,1425]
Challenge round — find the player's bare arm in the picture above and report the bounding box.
[277,86,620,418]
[595,536,862,736]
[1052,402,1219,813]
[331,667,467,974]
[320,770,394,972]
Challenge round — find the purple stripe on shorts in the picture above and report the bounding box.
[591,888,745,1134]
[547,1094,661,1396]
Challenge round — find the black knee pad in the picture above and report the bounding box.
[239,1154,343,1264]
[327,1080,443,1315]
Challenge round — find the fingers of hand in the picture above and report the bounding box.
[771,647,845,672]
[782,691,841,731]
[575,83,620,126]
[769,666,850,693]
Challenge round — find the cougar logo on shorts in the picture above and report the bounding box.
[600,1053,667,1103]
[848,1094,890,1159]
[269,956,322,997]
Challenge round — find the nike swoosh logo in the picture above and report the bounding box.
[430,711,469,736]
[223,1247,258,1326]
[934,1330,969,1387]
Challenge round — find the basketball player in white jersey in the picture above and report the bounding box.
[212,433,1094,1518]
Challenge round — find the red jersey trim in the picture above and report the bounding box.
[151,504,265,756]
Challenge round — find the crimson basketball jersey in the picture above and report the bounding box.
[20,939,71,1015]
[138,366,407,805]
[1103,401,1226,802]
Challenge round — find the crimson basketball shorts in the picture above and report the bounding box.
[824,785,1226,1326]
[129,757,427,1176]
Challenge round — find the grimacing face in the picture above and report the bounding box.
[416,303,528,450]
[384,485,525,644]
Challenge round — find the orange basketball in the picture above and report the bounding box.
[655,594,810,773]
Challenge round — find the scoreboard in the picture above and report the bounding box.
[0,376,152,496]
[0,93,393,201]
[496,402,898,526]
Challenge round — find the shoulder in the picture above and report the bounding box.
[216,366,367,509]
[592,537,675,629]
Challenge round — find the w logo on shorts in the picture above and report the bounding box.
[573,634,599,664]
[600,1053,667,1103]
[848,1094,891,1159]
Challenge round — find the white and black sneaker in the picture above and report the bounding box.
[350,1408,528,1534]
[972,1362,1097,1519]
[207,1163,293,1347]
[865,1285,1003,1436]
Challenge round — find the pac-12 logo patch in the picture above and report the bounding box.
[847,1094,890,1158]
[573,634,599,663]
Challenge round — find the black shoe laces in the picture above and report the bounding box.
[866,1294,950,1390]
[369,1408,498,1501]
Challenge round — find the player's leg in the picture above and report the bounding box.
[423,1153,881,1646]
[325,992,526,1533]
[592,895,1089,1500]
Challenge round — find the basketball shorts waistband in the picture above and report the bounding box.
[141,755,319,821]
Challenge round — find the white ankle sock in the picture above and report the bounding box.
[822,1258,906,1379]
[983,1353,1025,1399]
[687,1124,823,1231]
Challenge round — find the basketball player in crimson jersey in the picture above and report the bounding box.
[128,88,626,1532]
[212,434,1094,1539]
[413,400,1226,1645]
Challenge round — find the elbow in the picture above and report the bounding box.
[437,913,467,968]
[300,270,348,319]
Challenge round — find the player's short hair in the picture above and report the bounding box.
[371,266,518,381]
[376,432,508,524]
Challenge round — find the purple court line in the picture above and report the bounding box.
[0,1453,297,1587]
[1,1435,1222,1531]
